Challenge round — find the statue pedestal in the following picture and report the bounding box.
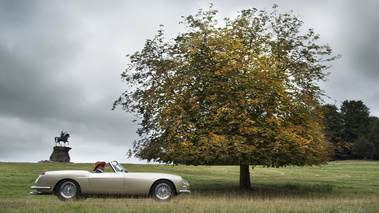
[50,146,71,162]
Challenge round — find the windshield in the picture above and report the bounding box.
[110,161,128,173]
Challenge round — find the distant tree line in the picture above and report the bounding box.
[323,100,379,160]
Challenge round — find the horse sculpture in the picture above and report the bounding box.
[55,131,70,147]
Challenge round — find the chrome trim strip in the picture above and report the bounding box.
[31,186,51,190]
[179,189,191,194]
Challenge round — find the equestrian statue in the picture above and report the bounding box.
[55,131,70,147]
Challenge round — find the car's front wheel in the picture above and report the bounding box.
[151,180,175,201]
[55,180,82,201]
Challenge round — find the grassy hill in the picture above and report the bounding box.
[0,160,378,212]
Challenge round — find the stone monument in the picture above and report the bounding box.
[50,131,71,162]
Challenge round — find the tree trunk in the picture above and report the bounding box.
[239,164,251,189]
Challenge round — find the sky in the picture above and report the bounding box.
[1,0,378,163]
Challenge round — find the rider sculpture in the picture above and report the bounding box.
[55,131,70,147]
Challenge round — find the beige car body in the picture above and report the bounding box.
[31,161,190,200]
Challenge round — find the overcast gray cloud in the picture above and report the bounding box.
[1,0,378,163]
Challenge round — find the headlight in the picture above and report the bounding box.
[182,178,189,186]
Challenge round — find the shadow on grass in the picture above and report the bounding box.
[191,182,335,198]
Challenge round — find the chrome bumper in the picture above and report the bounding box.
[30,186,51,195]
[179,189,191,194]
[31,186,51,190]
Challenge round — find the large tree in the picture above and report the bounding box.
[352,137,376,160]
[323,104,350,159]
[368,116,379,159]
[340,100,371,142]
[113,5,339,189]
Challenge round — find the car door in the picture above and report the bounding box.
[88,172,125,194]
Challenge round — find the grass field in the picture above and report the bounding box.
[0,160,378,212]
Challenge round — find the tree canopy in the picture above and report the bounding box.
[323,100,379,160]
[114,5,339,189]
[352,137,376,160]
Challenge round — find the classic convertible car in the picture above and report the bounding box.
[30,161,190,201]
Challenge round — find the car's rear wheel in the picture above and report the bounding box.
[151,180,175,201]
[55,180,81,201]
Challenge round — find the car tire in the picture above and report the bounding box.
[55,180,81,201]
[151,180,175,201]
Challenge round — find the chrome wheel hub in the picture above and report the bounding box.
[155,183,172,200]
[60,182,77,199]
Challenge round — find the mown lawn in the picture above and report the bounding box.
[0,160,378,212]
